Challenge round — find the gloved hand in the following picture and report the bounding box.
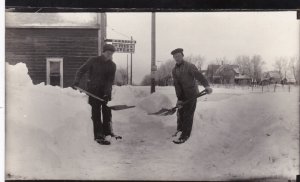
[176,100,183,109]
[103,95,111,104]
[205,87,213,94]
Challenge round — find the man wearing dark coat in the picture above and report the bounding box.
[171,48,212,144]
[73,44,117,145]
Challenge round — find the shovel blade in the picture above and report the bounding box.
[148,107,177,116]
[161,108,177,116]
[148,108,171,115]
[109,105,135,110]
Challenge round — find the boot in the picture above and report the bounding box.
[173,135,189,144]
[106,133,122,140]
[95,137,111,145]
[172,131,182,137]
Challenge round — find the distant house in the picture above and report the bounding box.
[215,64,240,84]
[207,64,252,85]
[262,71,281,84]
[284,76,296,84]
[234,74,252,85]
[281,72,296,84]
[5,13,107,89]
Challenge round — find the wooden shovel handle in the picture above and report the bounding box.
[74,86,106,102]
[180,90,207,107]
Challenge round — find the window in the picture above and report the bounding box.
[46,58,63,87]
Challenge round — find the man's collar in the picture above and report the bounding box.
[100,55,111,62]
[175,60,185,67]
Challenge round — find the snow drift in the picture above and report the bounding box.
[5,63,299,180]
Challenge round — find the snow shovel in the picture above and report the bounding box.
[148,90,207,116]
[74,86,135,111]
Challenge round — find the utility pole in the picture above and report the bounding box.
[298,12,300,182]
[151,12,156,93]
[98,13,107,56]
[127,54,129,85]
[130,36,133,85]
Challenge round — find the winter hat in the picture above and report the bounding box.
[171,48,184,55]
[103,44,116,52]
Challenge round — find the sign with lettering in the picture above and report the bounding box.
[105,39,136,53]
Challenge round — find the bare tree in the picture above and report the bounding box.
[282,60,288,80]
[289,56,300,84]
[156,60,175,86]
[274,57,288,79]
[235,55,252,77]
[251,55,265,81]
[214,57,230,65]
[274,59,283,78]
[114,67,128,86]
[140,74,152,86]
[185,55,205,70]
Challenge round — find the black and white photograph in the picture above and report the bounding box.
[4,10,300,181]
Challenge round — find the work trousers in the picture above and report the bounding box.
[176,99,197,138]
[89,97,113,139]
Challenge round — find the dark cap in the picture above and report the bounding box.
[103,44,116,52]
[171,48,184,55]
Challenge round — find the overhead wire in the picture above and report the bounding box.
[107,25,131,39]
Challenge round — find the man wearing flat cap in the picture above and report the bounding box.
[73,44,118,145]
[171,48,212,144]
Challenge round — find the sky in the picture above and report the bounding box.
[107,12,299,84]
[5,12,300,84]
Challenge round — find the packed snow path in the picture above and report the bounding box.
[6,63,299,180]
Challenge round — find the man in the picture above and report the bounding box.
[171,48,212,144]
[73,44,118,145]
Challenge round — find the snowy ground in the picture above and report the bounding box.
[5,63,299,180]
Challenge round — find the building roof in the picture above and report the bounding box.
[6,12,100,29]
[235,74,251,79]
[233,67,240,74]
[215,64,239,75]
[6,25,100,29]
[207,64,221,71]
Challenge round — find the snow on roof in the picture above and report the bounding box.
[286,77,296,82]
[6,12,99,28]
[267,71,281,78]
[233,67,240,74]
[235,74,251,79]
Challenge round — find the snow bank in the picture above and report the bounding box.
[5,62,299,180]
[6,63,32,87]
[110,86,173,114]
[187,91,299,180]
[6,63,94,179]
[137,92,173,114]
[109,85,148,106]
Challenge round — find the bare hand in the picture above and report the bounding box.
[176,100,183,109]
[205,87,213,94]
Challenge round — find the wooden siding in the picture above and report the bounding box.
[5,28,99,88]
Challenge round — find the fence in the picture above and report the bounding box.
[210,83,298,93]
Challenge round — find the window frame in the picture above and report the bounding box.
[46,57,63,87]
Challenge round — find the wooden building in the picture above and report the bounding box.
[5,13,107,88]
[262,71,281,84]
